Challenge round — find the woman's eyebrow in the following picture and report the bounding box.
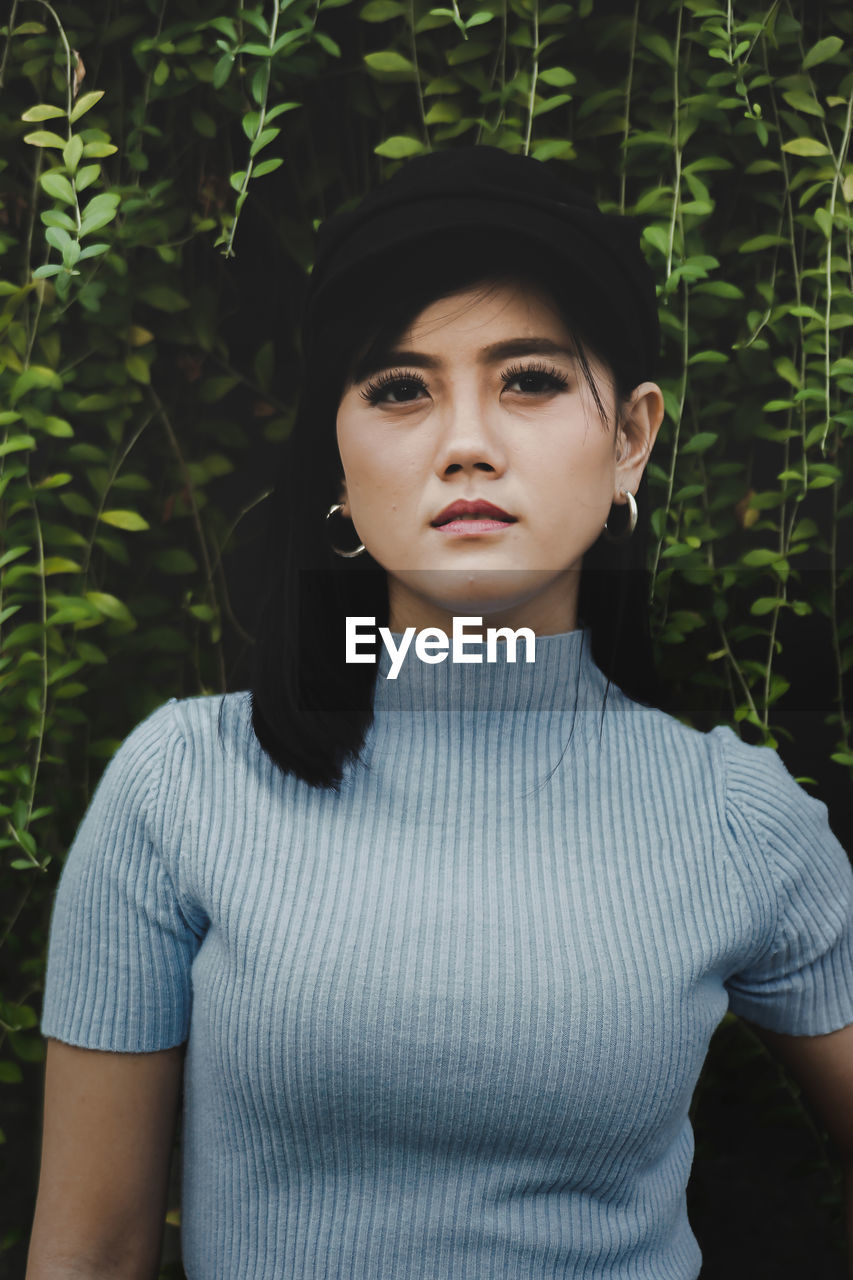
[354,337,575,383]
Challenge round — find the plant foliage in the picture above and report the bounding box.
[0,0,850,1271]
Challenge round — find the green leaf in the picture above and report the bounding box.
[155,549,198,574]
[99,509,150,531]
[360,0,405,17]
[774,356,801,388]
[526,137,573,162]
[374,135,425,158]
[314,31,341,56]
[125,353,150,383]
[69,90,105,123]
[249,126,280,157]
[687,351,727,365]
[424,76,460,94]
[696,280,744,299]
[85,591,135,622]
[265,102,301,123]
[192,109,217,138]
[0,547,28,572]
[79,192,120,235]
[75,163,101,193]
[0,434,36,459]
[24,130,66,149]
[533,93,572,118]
[41,208,76,230]
[681,431,718,454]
[802,36,843,70]
[78,242,110,261]
[81,141,118,159]
[10,366,62,403]
[63,134,84,172]
[45,226,74,255]
[538,66,576,87]
[750,597,783,616]
[445,40,490,65]
[364,50,416,75]
[781,137,830,157]
[138,285,189,311]
[738,234,788,252]
[781,89,824,118]
[21,103,65,122]
[213,52,234,89]
[41,416,74,437]
[741,548,785,567]
[640,32,674,66]
[42,557,83,575]
[642,225,670,256]
[0,1062,23,1084]
[424,100,461,124]
[253,157,284,178]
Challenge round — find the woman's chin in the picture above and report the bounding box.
[389,567,565,623]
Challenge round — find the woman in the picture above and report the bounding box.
[28,148,853,1279]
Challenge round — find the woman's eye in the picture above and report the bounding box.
[502,366,569,395]
[361,374,428,405]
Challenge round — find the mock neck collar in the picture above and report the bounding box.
[372,625,609,717]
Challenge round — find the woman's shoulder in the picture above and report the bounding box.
[618,692,797,785]
[615,693,837,848]
[162,688,253,738]
[99,690,256,802]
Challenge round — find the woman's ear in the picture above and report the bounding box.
[614,382,665,499]
[337,480,350,517]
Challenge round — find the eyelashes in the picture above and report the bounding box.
[360,368,426,405]
[359,361,570,406]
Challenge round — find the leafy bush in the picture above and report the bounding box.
[1,0,850,1270]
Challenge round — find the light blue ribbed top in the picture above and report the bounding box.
[41,629,853,1279]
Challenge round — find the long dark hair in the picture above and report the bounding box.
[250,230,660,788]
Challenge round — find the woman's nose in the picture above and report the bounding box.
[432,394,507,477]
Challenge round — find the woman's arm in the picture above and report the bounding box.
[749,1021,853,1277]
[26,1038,185,1280]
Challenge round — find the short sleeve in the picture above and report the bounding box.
[41,700,203,1052]
[712,725,853,1036]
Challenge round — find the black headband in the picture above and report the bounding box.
[305,147,660,386]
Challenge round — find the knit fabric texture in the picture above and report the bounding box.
[41,629,853,1280]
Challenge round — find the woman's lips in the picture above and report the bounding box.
[430,499,517,535]
[433,517,515,535]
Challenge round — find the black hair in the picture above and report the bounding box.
[250,230,660,788]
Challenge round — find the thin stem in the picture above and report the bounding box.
[80,414,154,577]
[649,283,689,595]
[149,387,227,692]
[407,0,429,148]
[716,618,762,728]
[224,0,281,259]
[828,470,850,747]
[820,87,853,453]
[665,4,683,281]
[522,0,539,158]
[24,491,48,827]
[618,0,639,214]
[0,0,20,89]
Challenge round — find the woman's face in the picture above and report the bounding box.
[336,280,663,635]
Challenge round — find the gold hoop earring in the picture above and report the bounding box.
[603,489,638,543]
[325,503,365,558]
